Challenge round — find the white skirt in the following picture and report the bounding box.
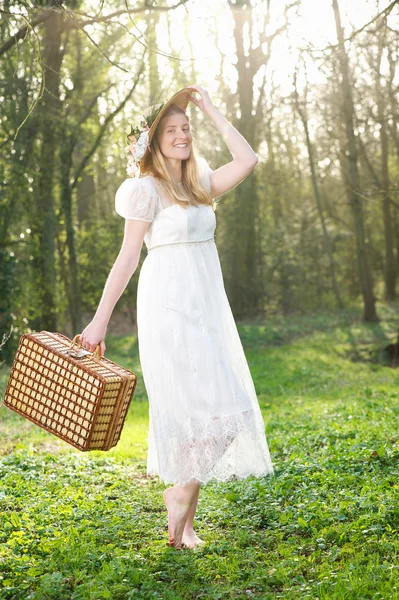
[136,238,274,485]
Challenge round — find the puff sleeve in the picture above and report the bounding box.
[114,177,158,222]
[197,156,213,194]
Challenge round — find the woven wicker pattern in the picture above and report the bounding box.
[3,331,137,451]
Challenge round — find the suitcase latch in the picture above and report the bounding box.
[66,348,92,359]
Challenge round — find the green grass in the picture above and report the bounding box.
[1,304,399,599]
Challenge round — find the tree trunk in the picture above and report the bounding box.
[59,137,82,334]
[375,16,396,300]
[228,0,265,317]
[30,12,64,331]
[332,0,378,321]
[293,76,344,308]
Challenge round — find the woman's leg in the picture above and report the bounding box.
[165,426,238,549]
[183,484,200,533]
[182,484,205,548]
[163,479,200,549]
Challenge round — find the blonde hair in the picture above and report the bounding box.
[140,104,213,209]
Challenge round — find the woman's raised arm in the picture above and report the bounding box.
[188,84,258,198]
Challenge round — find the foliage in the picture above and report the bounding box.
[1,1,398,353]
[1,307,399,599]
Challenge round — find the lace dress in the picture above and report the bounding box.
[115,157,274,485]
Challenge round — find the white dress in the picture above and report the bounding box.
[115,157,274,486]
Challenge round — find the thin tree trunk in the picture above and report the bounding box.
[293,74,344,309]
[332,0,378,321]
[31,12,64,331]
[228,0,268,317]
[387,48,399,161]
[59,137,82,334]
[375,16,396,299]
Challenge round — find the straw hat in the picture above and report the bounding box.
[125,86,197,177]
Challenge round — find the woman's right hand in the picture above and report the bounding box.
[79,317,107,357]
[187,84,215,116]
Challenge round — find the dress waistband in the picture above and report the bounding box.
[147,236,215,252]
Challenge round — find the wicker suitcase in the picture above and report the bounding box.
[3,330,137,451]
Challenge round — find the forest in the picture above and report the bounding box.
[0,0,398,364]
[2,2,399,599]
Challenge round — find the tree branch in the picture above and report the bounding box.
[326,0,399,50]
[71,60,146,191]
[0,1,190,57]
[0,9,53,56]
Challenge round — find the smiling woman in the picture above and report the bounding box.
[156,112,192,183]
[80,85,272,551]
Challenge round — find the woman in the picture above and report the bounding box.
[81,84,274,550]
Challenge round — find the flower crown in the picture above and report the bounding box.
[125,100,166,177]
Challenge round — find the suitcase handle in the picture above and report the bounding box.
[70,334,103,361]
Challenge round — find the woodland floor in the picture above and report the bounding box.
[1,304,399,599]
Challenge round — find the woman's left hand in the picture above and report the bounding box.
[187,85,215,115]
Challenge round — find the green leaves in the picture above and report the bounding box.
[225,492,239,503]
[297,516,310,529]
[1,311,399,598]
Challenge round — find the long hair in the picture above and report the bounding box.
[140,104,213,209]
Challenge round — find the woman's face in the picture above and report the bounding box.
[158,113,192,161]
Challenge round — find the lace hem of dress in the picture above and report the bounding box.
[145,408,274,486]
[147,466,274,487]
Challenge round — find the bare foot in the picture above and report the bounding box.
[163,487,191,549]
[182,527,205,549]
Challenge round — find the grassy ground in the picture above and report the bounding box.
[1,305,399,599]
